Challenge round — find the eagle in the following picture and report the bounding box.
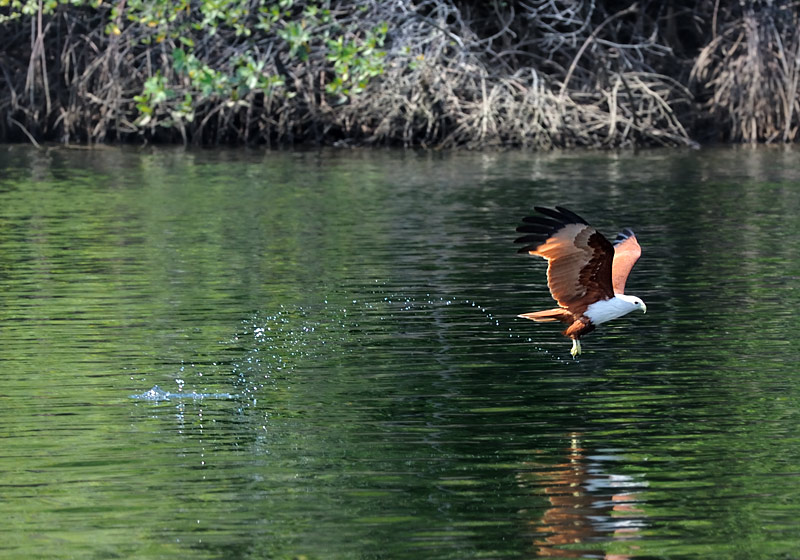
[514,206,646,357]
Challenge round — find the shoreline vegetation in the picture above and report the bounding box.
[1,0,799,149]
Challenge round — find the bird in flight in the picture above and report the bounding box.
[514,206,646,357]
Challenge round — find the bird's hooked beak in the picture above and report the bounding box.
[641,302,647,314]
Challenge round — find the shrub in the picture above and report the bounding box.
[0,0,795,147]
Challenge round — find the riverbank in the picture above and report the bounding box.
[2,0,798,148]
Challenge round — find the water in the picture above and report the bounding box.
[0,145,799,559]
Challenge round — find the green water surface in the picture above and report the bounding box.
[0,145,799,559]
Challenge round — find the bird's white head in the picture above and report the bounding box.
[617,293,647,314]
[584,293,647,325]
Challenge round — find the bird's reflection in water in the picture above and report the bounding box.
[519,433,647,558]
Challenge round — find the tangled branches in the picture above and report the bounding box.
[691,3,800,142]
[335,0,692,148]
[0,0,796,147]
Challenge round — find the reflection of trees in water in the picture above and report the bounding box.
[519,433,647,559]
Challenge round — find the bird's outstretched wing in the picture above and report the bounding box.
[515,206,615,314]
[611,228,641,294]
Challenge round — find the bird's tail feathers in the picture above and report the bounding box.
[517,309,572,323]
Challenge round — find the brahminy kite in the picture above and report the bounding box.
[514,206,646,357]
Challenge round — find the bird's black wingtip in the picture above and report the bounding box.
[524,206,589,227]
[515,206,591,250]
[553,206,589,225]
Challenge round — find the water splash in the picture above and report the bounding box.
[132,287,555,403]
[130,385,235,402]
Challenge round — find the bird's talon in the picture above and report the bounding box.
[570,339,581,358]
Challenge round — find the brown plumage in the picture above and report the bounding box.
[514,206,645,357]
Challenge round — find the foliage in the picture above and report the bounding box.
[116,0,387,118]
[0,0,388,144]
[1,0,800,146]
